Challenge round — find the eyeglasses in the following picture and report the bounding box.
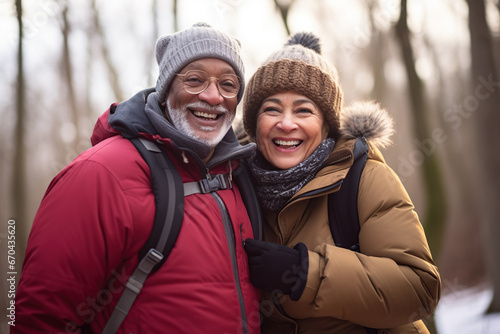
[176,70,241,98]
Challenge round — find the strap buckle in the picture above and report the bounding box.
[199,174,232,193]
[137,248,163,274]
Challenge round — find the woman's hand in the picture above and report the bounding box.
[244,239,309,301]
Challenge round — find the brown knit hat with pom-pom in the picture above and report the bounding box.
[243,32,343,140]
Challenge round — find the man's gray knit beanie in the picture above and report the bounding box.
[155,22,245,102]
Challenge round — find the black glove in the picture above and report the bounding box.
[244,238,309,301]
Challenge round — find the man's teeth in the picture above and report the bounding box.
[274,139,301,146]
[193,111,218,119]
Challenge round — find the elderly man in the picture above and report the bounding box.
[14,23,260,334]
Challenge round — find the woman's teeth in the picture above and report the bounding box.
[274,139,301,147]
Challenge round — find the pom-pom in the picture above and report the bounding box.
[286,32,321,54]
[193,22,211,28]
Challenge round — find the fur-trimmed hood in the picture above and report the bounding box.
[340,101,394,149]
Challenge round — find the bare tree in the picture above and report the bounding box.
[423,4,486,291]
[394,0,446,256]
[90,0,124,102]
[146,0,160,88]
[466,0,500,313]
[60,1,80,149]
[273,0,295,35]
[173,0,178,32]
[366,0,388,100]
[84,20,93,121]
[13,0,27,272]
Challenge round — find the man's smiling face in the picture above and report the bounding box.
[166,58,238,148]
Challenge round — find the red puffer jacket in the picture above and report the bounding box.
[14,99,261,333]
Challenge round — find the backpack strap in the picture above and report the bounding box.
[183,161,262,240]
[183,174,232,196]
[104,139,262,333]
[328,137,368,252]
[233,161,263,241]
[133,138,185,268]
[102,138,184,334]
[328,137,379,334]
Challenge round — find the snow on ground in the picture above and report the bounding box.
[435,285,500,333]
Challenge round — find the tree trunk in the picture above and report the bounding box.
[273,0,294,36]
[394,0,446,257]
[173,0,178,32]
[466,0,500,313]
[14,0,27,274]
[425,17,486,290]
[60,1,80,149]
[366,0,387,101]
[91,0,124,102]
[147,0,159,87]
[84,21,93,121]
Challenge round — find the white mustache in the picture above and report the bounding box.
[184,101,228,114]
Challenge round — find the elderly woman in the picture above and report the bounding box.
[242,33,441,334]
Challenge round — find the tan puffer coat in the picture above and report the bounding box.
[259,102,441,334]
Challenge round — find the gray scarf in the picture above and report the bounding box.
[248,138,336,211]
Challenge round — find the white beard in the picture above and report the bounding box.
[167,99,234,148]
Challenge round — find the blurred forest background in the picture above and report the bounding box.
[1,0,499,333]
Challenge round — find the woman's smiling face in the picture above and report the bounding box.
[256,91,328,170]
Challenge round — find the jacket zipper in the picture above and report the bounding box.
[294,179,343,200]
[240,224,245,247]
[278,152,352,213]
[273,179,344,254]
[211,192,249,334]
